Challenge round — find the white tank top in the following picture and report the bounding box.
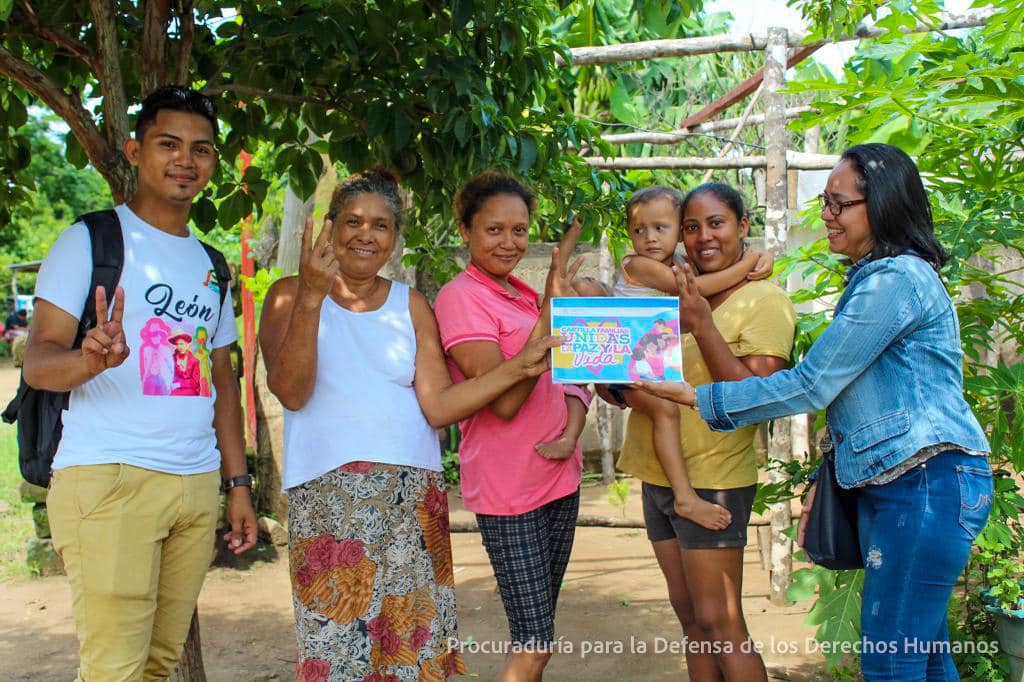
[282,282,441,489]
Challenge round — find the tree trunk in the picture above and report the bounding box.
[170,610,206,682]
[276,186,314,276]
[100,152,137,204]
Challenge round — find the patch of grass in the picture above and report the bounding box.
[0,422,34,582]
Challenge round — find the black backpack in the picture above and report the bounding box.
[1,210,232,487]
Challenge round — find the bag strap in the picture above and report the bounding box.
[1,379,29,424]
[198,241,232,310]
[76,210,125,348]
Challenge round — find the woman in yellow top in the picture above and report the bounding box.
[603,182,795,681]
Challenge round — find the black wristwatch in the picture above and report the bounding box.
[221,474,254,494]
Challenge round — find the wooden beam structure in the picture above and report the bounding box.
[678,43,819,130]
[556,9,995,66]
[584,150,839,170]
[600,106,813,145]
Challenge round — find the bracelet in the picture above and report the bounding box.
[221,474,254,494]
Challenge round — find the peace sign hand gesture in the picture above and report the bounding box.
[298,216,338,303]
[675,262,713,335]
[82,286,130,376]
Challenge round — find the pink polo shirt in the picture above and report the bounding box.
[434,263,589,515]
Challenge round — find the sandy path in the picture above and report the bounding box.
[0,488,827,681]
[0,361,827,680]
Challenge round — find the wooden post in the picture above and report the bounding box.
[763,25,793,607]
[790,125,823,465]
[240,150,257,452]
[597,230,615,484]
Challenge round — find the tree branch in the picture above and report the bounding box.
[201,83,329,106]
[16,1,99,72]
[89,0,131,150]
[0,45,109,172]
[173,0,194,85]
[141,0,170,96]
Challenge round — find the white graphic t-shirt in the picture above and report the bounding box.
[34,204,238,474]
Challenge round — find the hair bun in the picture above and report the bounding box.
[364,165,400,186]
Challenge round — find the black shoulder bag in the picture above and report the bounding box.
[802,454,864,570]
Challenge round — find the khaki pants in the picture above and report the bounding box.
[48,464,220,682]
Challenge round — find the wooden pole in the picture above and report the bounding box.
[790,125,823,465]
[597,229,615,484]
[600,107,811,145]
[678,44,820,131]
[763,26,793,608]
[701,84,764,184]
[239,151,257,451]
[557,9,994,66]
[584,151,839,171]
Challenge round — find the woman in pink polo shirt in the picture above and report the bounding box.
[434,172,590,681]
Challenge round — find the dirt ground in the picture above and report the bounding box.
[0,489,829,682]
[0,364,829,681]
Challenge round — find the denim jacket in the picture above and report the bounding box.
[696,253,990,488]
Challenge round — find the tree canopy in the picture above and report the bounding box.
[1,1,677,278]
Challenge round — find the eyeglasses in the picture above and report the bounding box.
[818,193,866,217]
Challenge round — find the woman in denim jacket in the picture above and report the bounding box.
[640,143,992,681]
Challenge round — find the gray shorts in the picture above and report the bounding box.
[642,482,757,549]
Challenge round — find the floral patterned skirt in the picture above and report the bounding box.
[287,461,466,682]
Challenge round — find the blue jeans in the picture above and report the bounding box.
[858,450,992,681]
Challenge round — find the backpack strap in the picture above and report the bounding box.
[199,241,232,309]
[76,210,125,348]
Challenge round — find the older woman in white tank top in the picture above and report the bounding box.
[258,168,576,682]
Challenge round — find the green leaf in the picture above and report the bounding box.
[4,95,27,129]
[288,159,319,200]
[605,479,630,512]
[454,115,471,147]
[64,133,89,169]
[0,0,15,20]
[806,571,863,668]
[366,102,390,139]
[216,20,240,38]
[391,109,413,149]
[215,182,237,200]
[517,135,536,173]
[609,79,640,126]
[190,196,218,232]
[218,191,251,227]
[786,568,822,602]
[302,148,323,179]
[499,22,517,53]
[452,0,474,29]
[640,0,671,37]
[242,166,263,183]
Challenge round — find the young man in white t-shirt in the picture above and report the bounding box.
[23,86,257,681]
